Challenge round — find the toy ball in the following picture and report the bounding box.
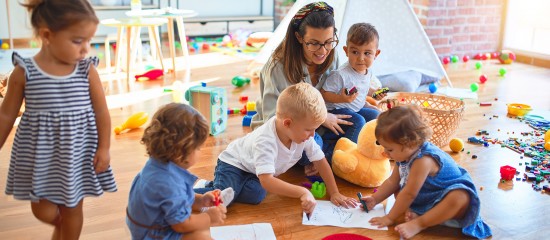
[451,55,459,63]
[498,50,516,64]
[428,83,437,93]
[475,62,482,69]
[545,141,550,151]
[545,129,550,142]
[1,42,9,50]
[202,43,210,51]
[479,74,488,84]
[499,68,507,76]
[449,138,464,153]
[470,83,479,92]
[442,57,450,65]
[473,53,483,60]
[462,55,470,62]
[491,52,499,59]
[484,53,491,60]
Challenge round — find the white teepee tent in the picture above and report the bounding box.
[254,0,452,87]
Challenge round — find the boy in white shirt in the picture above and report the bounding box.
[194,83,357,215]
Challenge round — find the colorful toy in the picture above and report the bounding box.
[500,165,516,181]
[475,62,482,69]
[246,101,256,112]
[185,85,228,135]
[242,115,253,127]
[467,136,485,144]
[442,57,450,65]
[114,112,149,135]
[231,76,251,87]
[499,68,507,76]
[479,74,488,84]
[498,50,516,64]
[470,83,479,92]
[545,130,550,142]
[449,138,464,153]
[1,42,9,50]
[310,181,326,198]
[450,55,459,63]
[372,87,389,98]
[239,95,248,102]
[135,69,164,81]
[462,55,470,62]
[346,86,358,95]
[332,120,391,187]
[507,103,532,116]
[428,83,437,93]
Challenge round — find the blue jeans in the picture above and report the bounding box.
[297,132,324,165]
[321,107,380,161]
[194,159,266,206]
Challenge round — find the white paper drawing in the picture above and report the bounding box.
[302,200,388,230]
[210,223,276,240]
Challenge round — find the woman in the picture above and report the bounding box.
[252,2,368,174]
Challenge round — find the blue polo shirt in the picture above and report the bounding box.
[127,158,198,240]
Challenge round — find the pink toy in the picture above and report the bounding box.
[462,55,469,62]
[135,69,164,81]
[442,57,450,65]
[479,74,488,84]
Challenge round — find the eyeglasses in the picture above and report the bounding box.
[304,39,339,52]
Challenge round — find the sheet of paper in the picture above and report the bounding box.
[210,223,276,240]
[438,87,478,99]
[302,200,388,230]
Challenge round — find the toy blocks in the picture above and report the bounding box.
[500,165,516,181]
[185,85,227,136]
[310,181,326,199]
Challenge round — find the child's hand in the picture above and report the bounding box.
[340,88,358,103]
[369,215,394,228]
[300,191,317,215]
[363,196,377,211]
[330,192,358,208]
[93,147,110,174]
[199,190,221,208]
[206,205,227,226]
[372,88,387,100]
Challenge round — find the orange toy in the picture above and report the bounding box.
[114,112,149,135]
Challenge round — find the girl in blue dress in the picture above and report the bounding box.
[362,105,492,239]
[0,0,117,239]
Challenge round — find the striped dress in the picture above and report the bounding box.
[5,52,117,208]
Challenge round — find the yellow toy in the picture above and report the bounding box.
[449,138,464,153]
[332,119,391,188]
[114,112,149,135]
[545,130,550,142]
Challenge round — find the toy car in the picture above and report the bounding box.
[372,87,389,98]
[345,86,357,95]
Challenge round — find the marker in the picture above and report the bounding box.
[357,192,368,213]
[306,212,311,220]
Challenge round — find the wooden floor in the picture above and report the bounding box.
[1,52,550,240]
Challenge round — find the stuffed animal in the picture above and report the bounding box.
[332,119,391,188]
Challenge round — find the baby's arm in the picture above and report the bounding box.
[313,158,357,208]
[258,174,316,214]
[88,65,111,174]
[171,205,227,233]
[371,156,437,227]
[0,66,25,149]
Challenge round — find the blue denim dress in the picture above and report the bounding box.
[396,142,492,239]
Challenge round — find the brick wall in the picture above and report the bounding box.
[274,0,504,58]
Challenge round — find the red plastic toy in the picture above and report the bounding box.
[462,55,470,62]
[500,165,516,181]
[442,57,450,64]
[479,74,488,84]
[135,69,164,81]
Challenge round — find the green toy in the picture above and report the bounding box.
[231,76,251,87]
[310,181,326,199]
[475,62,482,69]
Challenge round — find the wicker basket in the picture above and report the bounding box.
[378,92,465,147]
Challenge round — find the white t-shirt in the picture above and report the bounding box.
[219,117,325,177]
[323,62,376,112]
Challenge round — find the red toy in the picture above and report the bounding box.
[135,69,164,81]
[500,165,516,181]
[479,74,488,84]
[213,191,222,206]
[442,57,450,65]
[462,55,470,62]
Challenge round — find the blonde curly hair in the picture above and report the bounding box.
[141,103,209,164]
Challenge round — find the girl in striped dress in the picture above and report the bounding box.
[0,0,117,239]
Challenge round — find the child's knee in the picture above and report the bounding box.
[449,189,470,206]
[31,201,60,225]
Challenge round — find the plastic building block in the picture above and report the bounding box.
[242,115,253,127]
[246,101,256,112]
[310,181,326,199]
[231,76,250,87]
[239,96,249,102]
[500,165,516,181]
[468,136,485,144]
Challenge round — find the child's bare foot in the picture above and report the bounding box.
[304,164,318,176]
[395,220,425,239]
[404,211,419,222]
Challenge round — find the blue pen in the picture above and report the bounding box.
[357,192,369,213]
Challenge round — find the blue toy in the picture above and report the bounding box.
[428,83,437,93]
[185,85,227,135]
[242,115,253,127]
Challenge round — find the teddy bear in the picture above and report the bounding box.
[332,119,391,188]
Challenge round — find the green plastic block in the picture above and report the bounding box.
[310,181,326,199]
